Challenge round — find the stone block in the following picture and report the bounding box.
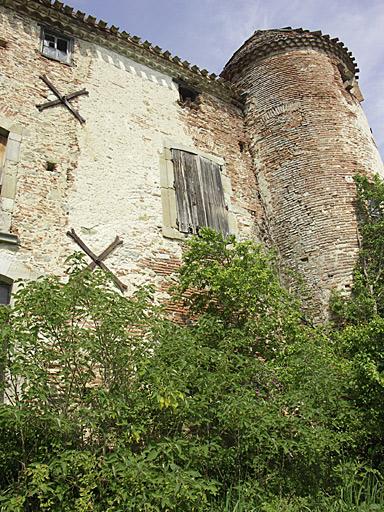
[0,211,12,232]
[1,170,17,199]
[5,139,21,162]
[0,197,14,212]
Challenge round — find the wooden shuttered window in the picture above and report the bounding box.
[172,149,229,235]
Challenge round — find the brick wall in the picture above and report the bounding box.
[227,44,383,316]
[180,94,265,241]
[0,5,257,303]
[0,5,89,279]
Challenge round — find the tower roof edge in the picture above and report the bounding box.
[221,28,358,81]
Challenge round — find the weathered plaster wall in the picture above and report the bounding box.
[230,48,384,315]
[67,42,192,298]
[0,5,91,280]
[0,5,257,308]
[68,40,259,304]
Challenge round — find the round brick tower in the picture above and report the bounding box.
[222,28,384,316]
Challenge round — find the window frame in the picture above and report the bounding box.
[160,143,237,239]
[0,277,12,306]
[0,114,23,238]
[0,128,9,187]
[40,26,73,65]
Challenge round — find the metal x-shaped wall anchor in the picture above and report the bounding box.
[36,75,89,124]
[67,229,127,292]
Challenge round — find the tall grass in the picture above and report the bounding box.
[325,465,384,512]
[210,468,384,511]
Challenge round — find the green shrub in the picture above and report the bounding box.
[0,219,382,510]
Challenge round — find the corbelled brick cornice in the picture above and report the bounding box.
[222,27,359,81]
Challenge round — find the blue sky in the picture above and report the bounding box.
[69,0,384,158]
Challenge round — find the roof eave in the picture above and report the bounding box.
[1,0,244,107]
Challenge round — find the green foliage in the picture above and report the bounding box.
[331,174,384,325]
[330,174,384,466]
[0,219,383,510]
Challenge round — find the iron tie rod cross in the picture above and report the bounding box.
[36,75,89,124]
[67,229,127,292]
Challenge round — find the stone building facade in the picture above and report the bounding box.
[0,0,382,316]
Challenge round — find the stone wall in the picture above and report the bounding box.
[0,5,258,308]
[1,5,383,318]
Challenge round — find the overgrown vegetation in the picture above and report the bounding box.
[0,175,384,511]
[331,174,384,473]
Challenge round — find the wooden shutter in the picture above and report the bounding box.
[172,149,206,234]
[199,156,229,235]
[172,149,229,235]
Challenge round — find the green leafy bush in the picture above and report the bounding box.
[331,175,384,467]
[0,220,383,510]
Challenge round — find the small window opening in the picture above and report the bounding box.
[239,141,246,153]
[46,161,57,172]
[175,80,201,107]
[179,84,199,103]
[0,279,12,305]
[300,256,309,263]
[41,28,72,64]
